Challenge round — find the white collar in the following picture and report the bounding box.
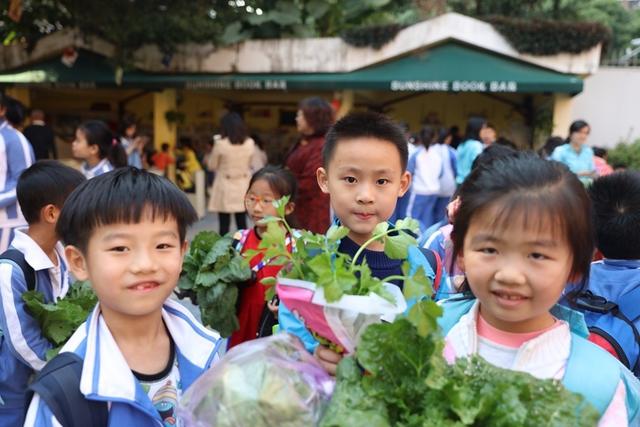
[78,299,220,402]
[10,228,64,271]
[447,300,571,379]
[31,120,45,126]
[82,158,110,177]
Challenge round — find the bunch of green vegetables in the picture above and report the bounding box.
[249,196,429,303]
[320,287,600,426]
[178,231,252,337]
[23,281,98,359]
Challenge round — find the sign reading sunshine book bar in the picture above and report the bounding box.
[390,80,518,92]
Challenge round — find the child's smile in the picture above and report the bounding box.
[459,211,573,333]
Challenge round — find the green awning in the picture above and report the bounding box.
[0,43,583,93]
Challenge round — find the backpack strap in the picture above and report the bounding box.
[28,352,108,427]
[437,296,476,336]
[418,247,442,298]
[0,249,36,291]
[232,229,251,252]
[563,333,622,417]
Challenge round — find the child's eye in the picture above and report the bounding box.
[109,246,128,252]
[376,178,389,185]
[157,243,174,250]
[530,252,548,261]
[479,247,497,255]
[343,176,357,184]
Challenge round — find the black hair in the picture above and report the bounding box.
[470,143,517,171]
[78,120,127,168]
[464,117,487,141]
[57,167,197,252]
[589,171,640,259]
[220,112,248,145]
[161,143,170,152]
[248,165,297,202]
[119,115,137,136]
[593,147,607,158]
[452,153,594,296]
[4,97,25,127]
[323,111,408,171]
[17,160,86,224]
[540,136,565,158]
[419,125,437,149]
[567,120,590,144]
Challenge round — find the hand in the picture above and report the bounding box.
[314,345,343,376]
[267,299,279,318]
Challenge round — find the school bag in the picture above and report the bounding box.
[27,352,108,427]
[0,249,36,291]
[574,289,640,377]
[439,296,640,423]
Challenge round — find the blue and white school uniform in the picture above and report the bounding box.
[455,138,483,184]
[0,229,69,426]
[433,144,457,220]
[81,159,114,179]
[0,120,35,252]
[24,299,222,427]
[407,145,443,233]
[121,137,142,169]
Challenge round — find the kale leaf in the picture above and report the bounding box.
[23,280,97,359]
[177,230,252,337]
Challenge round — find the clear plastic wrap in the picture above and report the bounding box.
[178,333,335,427]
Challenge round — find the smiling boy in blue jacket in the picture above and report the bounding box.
[24,168,222,427]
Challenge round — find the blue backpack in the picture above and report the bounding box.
[575,289,640,377]
[439,296,640,423]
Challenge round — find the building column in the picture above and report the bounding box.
[552,93,573,137]
[5,87,31,108]
[153,89,177,150]
[335,90,354,119]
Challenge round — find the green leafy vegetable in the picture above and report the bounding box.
[256,197,422,303]
[321,295,600,427]
[178,231,252,337]
[23,280,97,359]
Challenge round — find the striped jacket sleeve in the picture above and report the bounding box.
[23,394,63,427]
[0,262,51,370]
[0,132,34,209]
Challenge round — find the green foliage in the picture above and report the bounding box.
[608,139,640,171]
[486,16,611,55]
[23,280,97,359]
[256,197,423,303]
[178,231,252,337]
[321,294,600,427]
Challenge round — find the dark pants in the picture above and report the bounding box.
[219,212,247,235]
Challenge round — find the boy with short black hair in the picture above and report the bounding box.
[279,112,441,374]
[0,160,85,426]
[24,167,222,427]
[578,171,640,375]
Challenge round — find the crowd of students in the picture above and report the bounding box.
[0,105,638,426]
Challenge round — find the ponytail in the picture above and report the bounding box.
[79,120,127,168]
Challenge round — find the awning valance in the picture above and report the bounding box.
[0,43,583,94]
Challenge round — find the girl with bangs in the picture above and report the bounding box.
[438,153,640,425]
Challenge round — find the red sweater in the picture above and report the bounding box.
[285,136,330,233]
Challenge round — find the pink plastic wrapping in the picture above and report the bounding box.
[277,277,407,354]
[177,333,334,427]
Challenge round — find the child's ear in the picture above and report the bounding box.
[41,204,60,225]
[65,245,89,281]
[316,167,330,194]
[398,170,411,197]
[284,202,295,216]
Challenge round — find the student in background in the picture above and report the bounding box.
[455,117,486,184]
[0,161,84,426]
[72,120,127,179]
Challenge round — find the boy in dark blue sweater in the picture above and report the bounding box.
[279,112,437,374]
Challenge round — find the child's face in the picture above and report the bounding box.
[317,137,410,245]
[66,214,187,319]
[458,210,573,333]
[245,179,293,234]
[72,128,97,161]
